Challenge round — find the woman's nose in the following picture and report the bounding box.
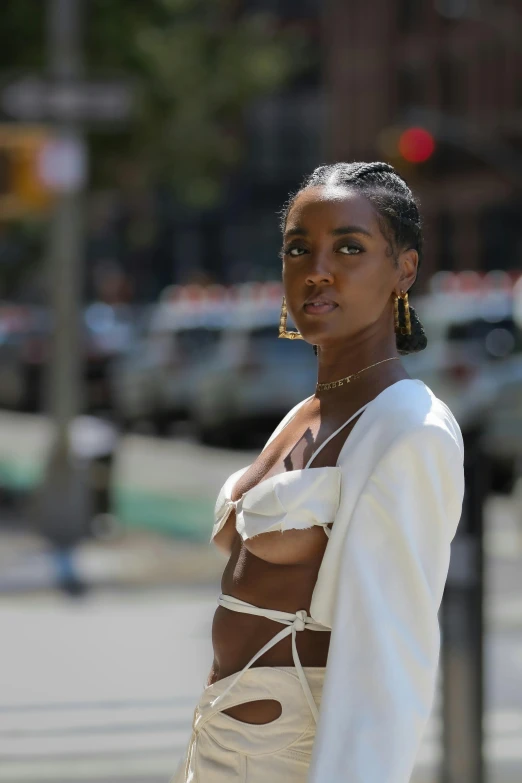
[305,255,334,285]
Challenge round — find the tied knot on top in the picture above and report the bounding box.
[293,610,307,632]
[213,595,330,723]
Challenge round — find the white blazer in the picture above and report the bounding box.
[260,378,465,783]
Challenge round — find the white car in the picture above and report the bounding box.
[190,305,317,447]
[403,292,522,493]
[108,310,161,429]
[110,301,231,433]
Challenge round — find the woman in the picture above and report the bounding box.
[172,161,465,783]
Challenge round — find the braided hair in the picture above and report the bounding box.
[279,161,427,356]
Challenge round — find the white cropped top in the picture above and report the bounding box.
[211,397,372,543]
[210,379,465,783]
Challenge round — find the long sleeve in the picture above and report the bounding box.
[307,422,465,783]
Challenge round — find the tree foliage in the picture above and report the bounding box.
[0,0,310,206]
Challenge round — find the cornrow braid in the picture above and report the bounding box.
[279,160,427,356]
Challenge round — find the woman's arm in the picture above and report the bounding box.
[307,423,465,783]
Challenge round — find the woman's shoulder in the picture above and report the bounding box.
[266,378,464,464]
[380,378,463,454]
[339,378,464,468]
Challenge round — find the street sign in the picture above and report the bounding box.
[1,77,134,123]
[38,134,88,193]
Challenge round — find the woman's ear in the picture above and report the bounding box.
[397,248,418,291]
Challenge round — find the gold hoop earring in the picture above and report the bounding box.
[278,296,304,340]
[394,290,411,336]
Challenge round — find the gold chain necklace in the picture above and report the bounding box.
[316,357,399,392]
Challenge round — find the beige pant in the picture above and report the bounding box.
[171,666,325,783]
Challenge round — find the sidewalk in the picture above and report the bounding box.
[0,527,226,594]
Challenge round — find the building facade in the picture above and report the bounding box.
[321,0,522,286]
[225,0,522,291]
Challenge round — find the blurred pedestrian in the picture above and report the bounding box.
[31,414,119,596]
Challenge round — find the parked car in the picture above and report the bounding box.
[0,302,140,413]
[403,294,522,493]
[189,305,317,447]
[107,310,159,430]
[110,301,231,433]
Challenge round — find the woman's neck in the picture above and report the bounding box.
[313,350,409,407]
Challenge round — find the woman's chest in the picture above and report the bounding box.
[221,533,326,610]
[220,411,362,567]
[230,408,361,503]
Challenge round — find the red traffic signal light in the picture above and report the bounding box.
[398,127,435,163]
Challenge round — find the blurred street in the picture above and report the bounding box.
[0,480,522,783]
[0,586,215,783]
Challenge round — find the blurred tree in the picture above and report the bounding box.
[0,3,45,70]
[0,0,309,208]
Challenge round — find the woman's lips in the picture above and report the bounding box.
[303,302,338,315]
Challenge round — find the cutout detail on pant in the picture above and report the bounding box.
[221,699,283,725]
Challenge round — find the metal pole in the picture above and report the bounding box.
[440,429,488,783]
[46,0,84,437]
[34,0,91,577]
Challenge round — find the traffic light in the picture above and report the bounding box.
[398,127,436,163]
[377,125,437,171]
[0,125,54,219]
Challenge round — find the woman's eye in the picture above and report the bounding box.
[283,244,361,257]
[284,246,306,257]
[338,244,361,255]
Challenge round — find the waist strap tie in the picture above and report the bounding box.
[210,594,329,723]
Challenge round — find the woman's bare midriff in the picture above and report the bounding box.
[206,397,363,724]
[206,345,410,724]
[208,515,330,723]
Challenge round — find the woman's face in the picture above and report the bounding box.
[282,186,416,349]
